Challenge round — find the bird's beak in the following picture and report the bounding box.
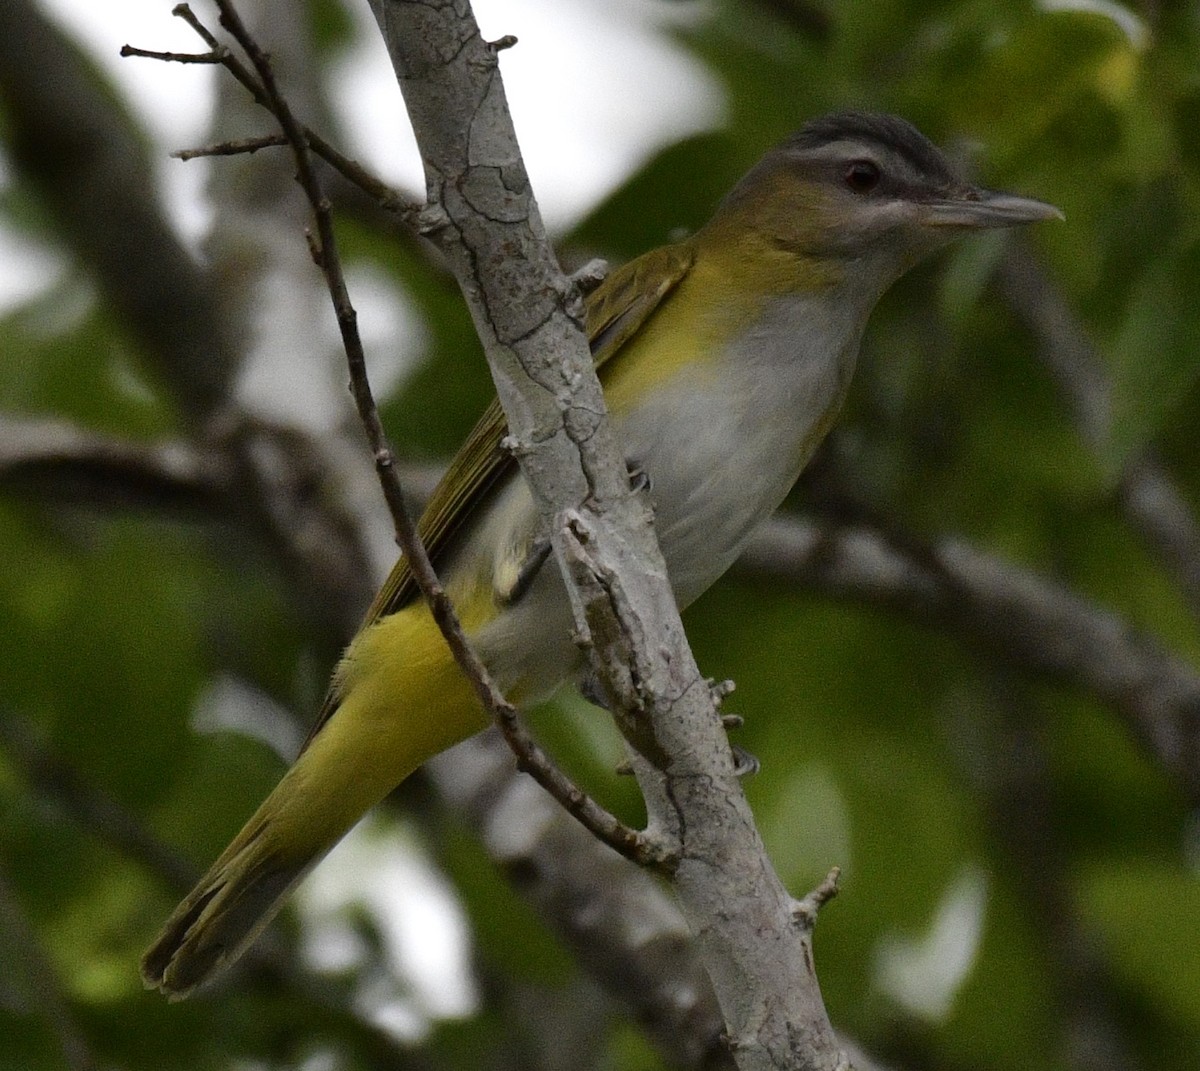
[921,188,1064,229]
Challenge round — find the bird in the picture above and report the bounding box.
[142,112,1061,997]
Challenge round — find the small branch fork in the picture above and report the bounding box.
[121,4,413,216]
[127,0,666,869]
[792,867,841,931]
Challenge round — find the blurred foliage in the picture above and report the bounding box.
[2,1,1199,1070]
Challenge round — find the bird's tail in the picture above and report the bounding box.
[141,603,488,999]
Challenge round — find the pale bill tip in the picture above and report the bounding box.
[924,191,1065,228]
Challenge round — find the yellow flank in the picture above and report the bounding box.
[142,594,496,997]
[322,598,492,825]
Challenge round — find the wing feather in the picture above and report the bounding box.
[301,241,694,747]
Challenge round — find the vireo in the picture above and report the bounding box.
[143,112,1060,997]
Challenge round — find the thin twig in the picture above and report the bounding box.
[738,513,1200,798]
[0,412,227,510]
[173,132,289,159]
[118,44,221,64]
[203,0,658,866]
[122,5,416,216]
[791,867,841,930]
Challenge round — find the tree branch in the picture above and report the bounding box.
[995,246,1200,624]
[431,732,733,1070]
[196,0,652,862]
[367,2,843,1067]
[432,733,905,1071]
[121,3,418,217]
[737,515,1200,798]
[0,413,227,512]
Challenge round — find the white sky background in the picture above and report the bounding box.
[12,0,724,257]
[4,0,725,424]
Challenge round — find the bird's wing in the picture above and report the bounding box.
[301,241,694,748]
[585,242,695,364]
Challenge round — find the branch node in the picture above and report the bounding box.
[731,745,760,778]
[495,698,664,868]
[305,230,323,268]
[791,866,842,931]
[416,203,452,236]
[488,34,519,52]
[569,257,609,296]
[708,677,736,706]
[500,433,533,458]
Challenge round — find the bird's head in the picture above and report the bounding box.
[703,112,1061,295]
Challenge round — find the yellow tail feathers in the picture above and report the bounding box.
[141,603,489,998]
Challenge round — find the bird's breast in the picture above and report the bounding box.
[611,289,863,607]
[462,288,864,698]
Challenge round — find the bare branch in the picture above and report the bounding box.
[996,246,1200,623]
[0,410,378,642]
[791,868,842,931]
[367,1,843,1066]
[122,3,418,216]
[118,44,222,64]
[196,0,649,864]
[738,515,1200,799]
[432,733,732,1070]
[173,131,289,159]
[0,413,228,511]
[434,734,907,1071]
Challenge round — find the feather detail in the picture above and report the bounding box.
[299,241,695,750]
[142,602,486,997]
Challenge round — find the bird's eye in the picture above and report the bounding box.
[844,160,881,193]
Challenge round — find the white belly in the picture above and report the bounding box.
[469,290,863,696]
[618,294,861,605]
